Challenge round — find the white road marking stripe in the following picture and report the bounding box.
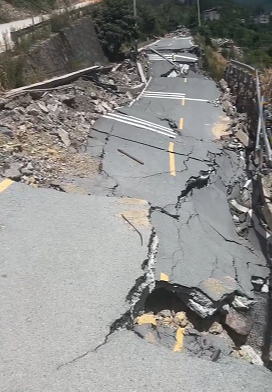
[143,91,185,96]
[103,115,176,138]
[142,94,208,102]
[143,95,186,100]
[148,55,197,61]
[136,76,152,101]
[106,112,176,134]
[185,98,209,102]
[142,94,186,99]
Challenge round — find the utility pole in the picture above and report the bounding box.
[133,0,138,59]
[197,0,201,27]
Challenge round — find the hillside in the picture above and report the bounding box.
[0,1,86,23]
[234,0,272,11]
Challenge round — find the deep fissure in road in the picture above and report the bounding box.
[92,121,270,366]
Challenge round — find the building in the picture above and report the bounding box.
[256,13,270,24]
[202,8,220,22]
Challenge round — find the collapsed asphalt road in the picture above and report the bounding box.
[1,34,272,391]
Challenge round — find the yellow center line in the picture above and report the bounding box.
[179,118,184,130]
[173,327,185,352]
[168,142,176,176]
[160,272,169,282]
[0,178,14,194]
[181,97,185,106]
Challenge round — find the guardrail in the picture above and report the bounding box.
[230,59,256,74]
[230,59,272,165]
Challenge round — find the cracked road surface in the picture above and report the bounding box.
[1,37,272,391]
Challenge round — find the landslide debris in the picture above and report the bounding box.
[0,59,145,188]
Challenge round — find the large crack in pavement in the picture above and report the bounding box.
[80,57,271,367]
[92,127,270,364]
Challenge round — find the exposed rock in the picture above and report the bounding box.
[184,328,221,360]
[37,102,49,113]
[209,321,223,335]
[4,162,22,180]
[21,162,34,176]
[0,98,7,109]
[58,129,71,147]
[27,105,40,117]
[236,345,263,366]
[0,126,13,138]
[158,309,172,318]
[4,100,17,110]
[224,308,253,336]
[222,99,235,116]
[0,59,142,188]
[30,91,44,100]
[251,277,265,292]
[232,295,255,311]
[261,283,269,293]
[174,311,188,327]
[235,129,250,148]
[219,79,228,92]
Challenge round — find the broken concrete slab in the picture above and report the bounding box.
[235,129,251,147]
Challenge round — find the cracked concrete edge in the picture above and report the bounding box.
[57,202,159,370]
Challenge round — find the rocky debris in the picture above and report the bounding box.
[218,77,255,151]
[209,321,223,335]
[212,38,234,48]
[133,282,264,365]
[208,97,221,107]
[232,295,255,311]
[174,311,189,327]
[4,162,22,180]
[0,59,143,187]
[232,345,263,366]
[97,57,148,89]
[224,307,253,336]
[133,310,233,361]
[251,277,267,292]
[135,310,190,330]
[184,329,223,360]
[164,27,192,38]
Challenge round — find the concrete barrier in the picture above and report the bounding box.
[5,65,100,96]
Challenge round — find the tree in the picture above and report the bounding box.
[92,0,135,60]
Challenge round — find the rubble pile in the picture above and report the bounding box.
[165,27,191,39]
[133,297,263,365]
[0,60,143,188]
[99,56,148,87]
[212,38,235,48]
[217,79,253,149]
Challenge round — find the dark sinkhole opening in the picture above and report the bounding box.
[131,285,265,366]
